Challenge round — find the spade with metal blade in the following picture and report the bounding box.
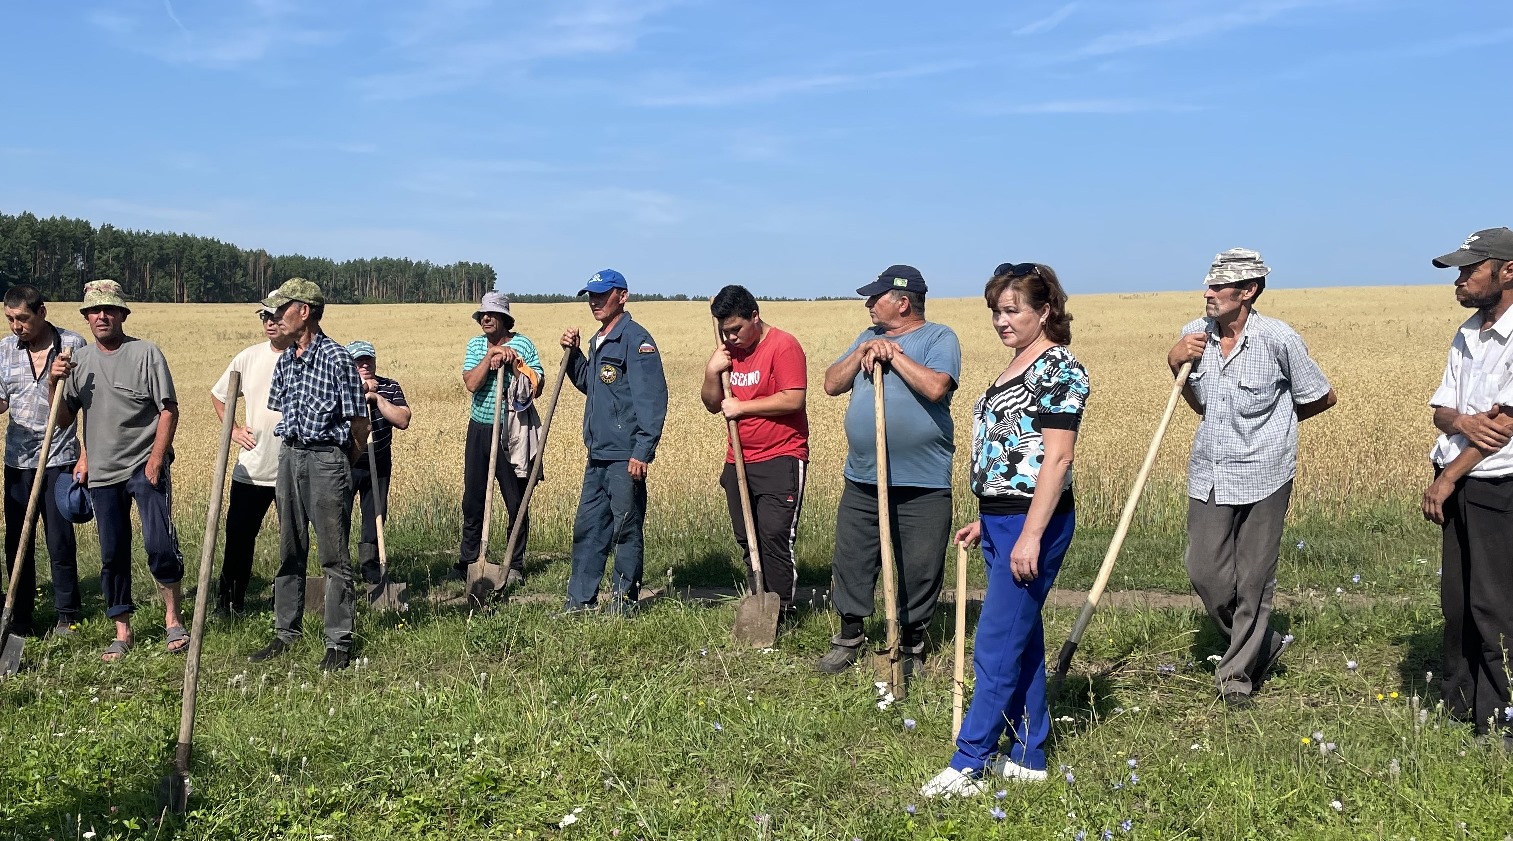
[0,347,71,678]
[158,371,239,813]
[465,367,509,604]
[501,349,571,585]
[364,428,408,612]
[712,318,780,649]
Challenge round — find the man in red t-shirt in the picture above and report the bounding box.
[701,285,810,610]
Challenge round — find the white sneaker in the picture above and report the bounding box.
[920,767,988,798]
[989,756,1048,782]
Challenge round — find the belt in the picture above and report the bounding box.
[283,439,343,451]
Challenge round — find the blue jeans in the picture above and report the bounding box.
[93,464,183,619]
[566,459,646,607]
[951,509,1076,773]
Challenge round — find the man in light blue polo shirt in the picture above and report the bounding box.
[817,265,961,674]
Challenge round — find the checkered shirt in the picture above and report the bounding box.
[1181,311,1332,505]
[0,326,87,468]
[269,332,364,447]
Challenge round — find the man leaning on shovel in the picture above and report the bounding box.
[346,339,410,587]
[0,285,87,639]
[248,279,368,673]
[816,265,960,676]
[51,279,186,663]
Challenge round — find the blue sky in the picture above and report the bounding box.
[2,1,1510,298]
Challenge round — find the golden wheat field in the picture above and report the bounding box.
[26,284,1458,548]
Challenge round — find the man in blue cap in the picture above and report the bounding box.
[559,269,668,614]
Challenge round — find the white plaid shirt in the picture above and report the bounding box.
[0,326,86,469]
[1181,312,1332,505]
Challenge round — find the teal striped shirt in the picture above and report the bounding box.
[464,334,543,424]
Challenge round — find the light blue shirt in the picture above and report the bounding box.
[837,321,961,489]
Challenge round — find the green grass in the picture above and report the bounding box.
[2,490,1509,840]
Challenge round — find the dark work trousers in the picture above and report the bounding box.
[829,479,952,643]
[952,510,1076,774]
[458,419,529,572]
[1185,481,1292,698]
[92,464,184,619]
[272,444,355,652]
[720,456,806,606]
[218,479,277,612]
[350,460,391,584]
[1439,474,1513,735]
[3,463,80,629]
[566,459,646,608]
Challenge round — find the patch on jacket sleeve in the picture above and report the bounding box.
[638,341,657,354]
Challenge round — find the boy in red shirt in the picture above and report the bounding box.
[701,285,810,610]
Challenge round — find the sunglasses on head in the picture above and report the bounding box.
[994,263,1040,278]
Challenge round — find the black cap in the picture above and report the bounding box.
[1433,228,1513,268]
[856,264,927,297]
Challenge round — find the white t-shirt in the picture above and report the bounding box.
[211,342,284,486]
[1430,308,1513,478]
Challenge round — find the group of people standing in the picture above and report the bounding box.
[3,231,1509,786]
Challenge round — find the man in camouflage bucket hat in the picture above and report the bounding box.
[1167,248,1337,708]
[50,279,184,662]
[248,278,368,672]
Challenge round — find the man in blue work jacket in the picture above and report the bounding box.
[560,269,669,615]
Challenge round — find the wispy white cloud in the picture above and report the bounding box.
[1015,3,1079,37]
[969,98,1200,115]
[1073,0,1333,58]
[87,0,344,69]
[161,0,189,37]
[634,60,976,107]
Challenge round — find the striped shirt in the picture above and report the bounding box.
[1181,312,1332,505]
[463,334,543,424]
[970,345,1089,515]
[0,326,86,469]
[269,332,365,447]
[363,374,408,472]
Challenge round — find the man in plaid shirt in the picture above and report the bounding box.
[1167,248,1336,708]
[249,278,368,672]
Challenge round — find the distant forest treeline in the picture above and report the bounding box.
[0,211,497,304]
[0,211,845,305]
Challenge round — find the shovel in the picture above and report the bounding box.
[364,429,408,612]
[501,349,571,582]
[0,348,71,678]
[1047,360,1193,700]
[712,320,780,649]
[873,363,906,701]
[158,372,239,813]
[952,541,969,741]
[465,367,509,604]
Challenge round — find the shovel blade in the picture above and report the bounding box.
[732,591,781,649]
[157,773,189,815]
[465,562,506,606]
[303,576,326,615]
[0,633,23,678]
[367,578,410,613]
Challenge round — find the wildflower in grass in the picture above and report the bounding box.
[712,722,723,731]
[1312,731,1324,741]
[559,813,578,828]
[996,790,1006,799]
[1376,693,1385,701]
[1112,782,1123,791]
[1388,758,1401,776]
[1157,663,1176,675]
[990,807,1006,820]
[1330,800,1343,812]
[1102,830,1114,840]
[1076,833,1087,841]
[83,832,96,840]
[1065,771,1075,784]
[1320,742,1336,755]
[1351,573,1361,584]
[906,804,917,815]
[1504,706,1513,722]
[699,648,708,657]
[1301,737,1311,745]
[1296,540,1305,549]
[1127,758,1138,769]
[1283,634,1295,644]
[903,718,917,731]
[1346,660,1357,670]
[1335,587,1343,594]
[1121,820,1133,833]
[1129,773,1139,784]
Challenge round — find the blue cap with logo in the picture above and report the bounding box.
[855,265,927,297]
[55,472,93,524]
[579,269,628,296]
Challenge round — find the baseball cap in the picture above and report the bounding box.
[261,277,325,308]
[54,472,93,524]
[856,265,928,297]
[1203,248,1270,286]
[473,291,512,322]
[346,340,376,360]
[579,269,628,296]
[1432,228,1513,268]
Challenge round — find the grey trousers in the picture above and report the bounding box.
[1185,481,1292,696]
[273,444,356,652]
[829,479,951,641]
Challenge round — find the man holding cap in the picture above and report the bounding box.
[1421,227,1513,745]
[248,278,368,672]
[209,299,293,614]
[1167,248,1336,708]
[0,285,87,638]
[459,292,543,584]
[49,279,185,662]
[560,269,668,614]
[346,340,410,585]
[816,265,960,674]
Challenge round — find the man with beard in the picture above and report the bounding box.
[1167,248,1335,708]
[1421,228,1513,747]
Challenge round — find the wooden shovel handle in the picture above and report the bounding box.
[874,364,904,698]
[0,348,70,639]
